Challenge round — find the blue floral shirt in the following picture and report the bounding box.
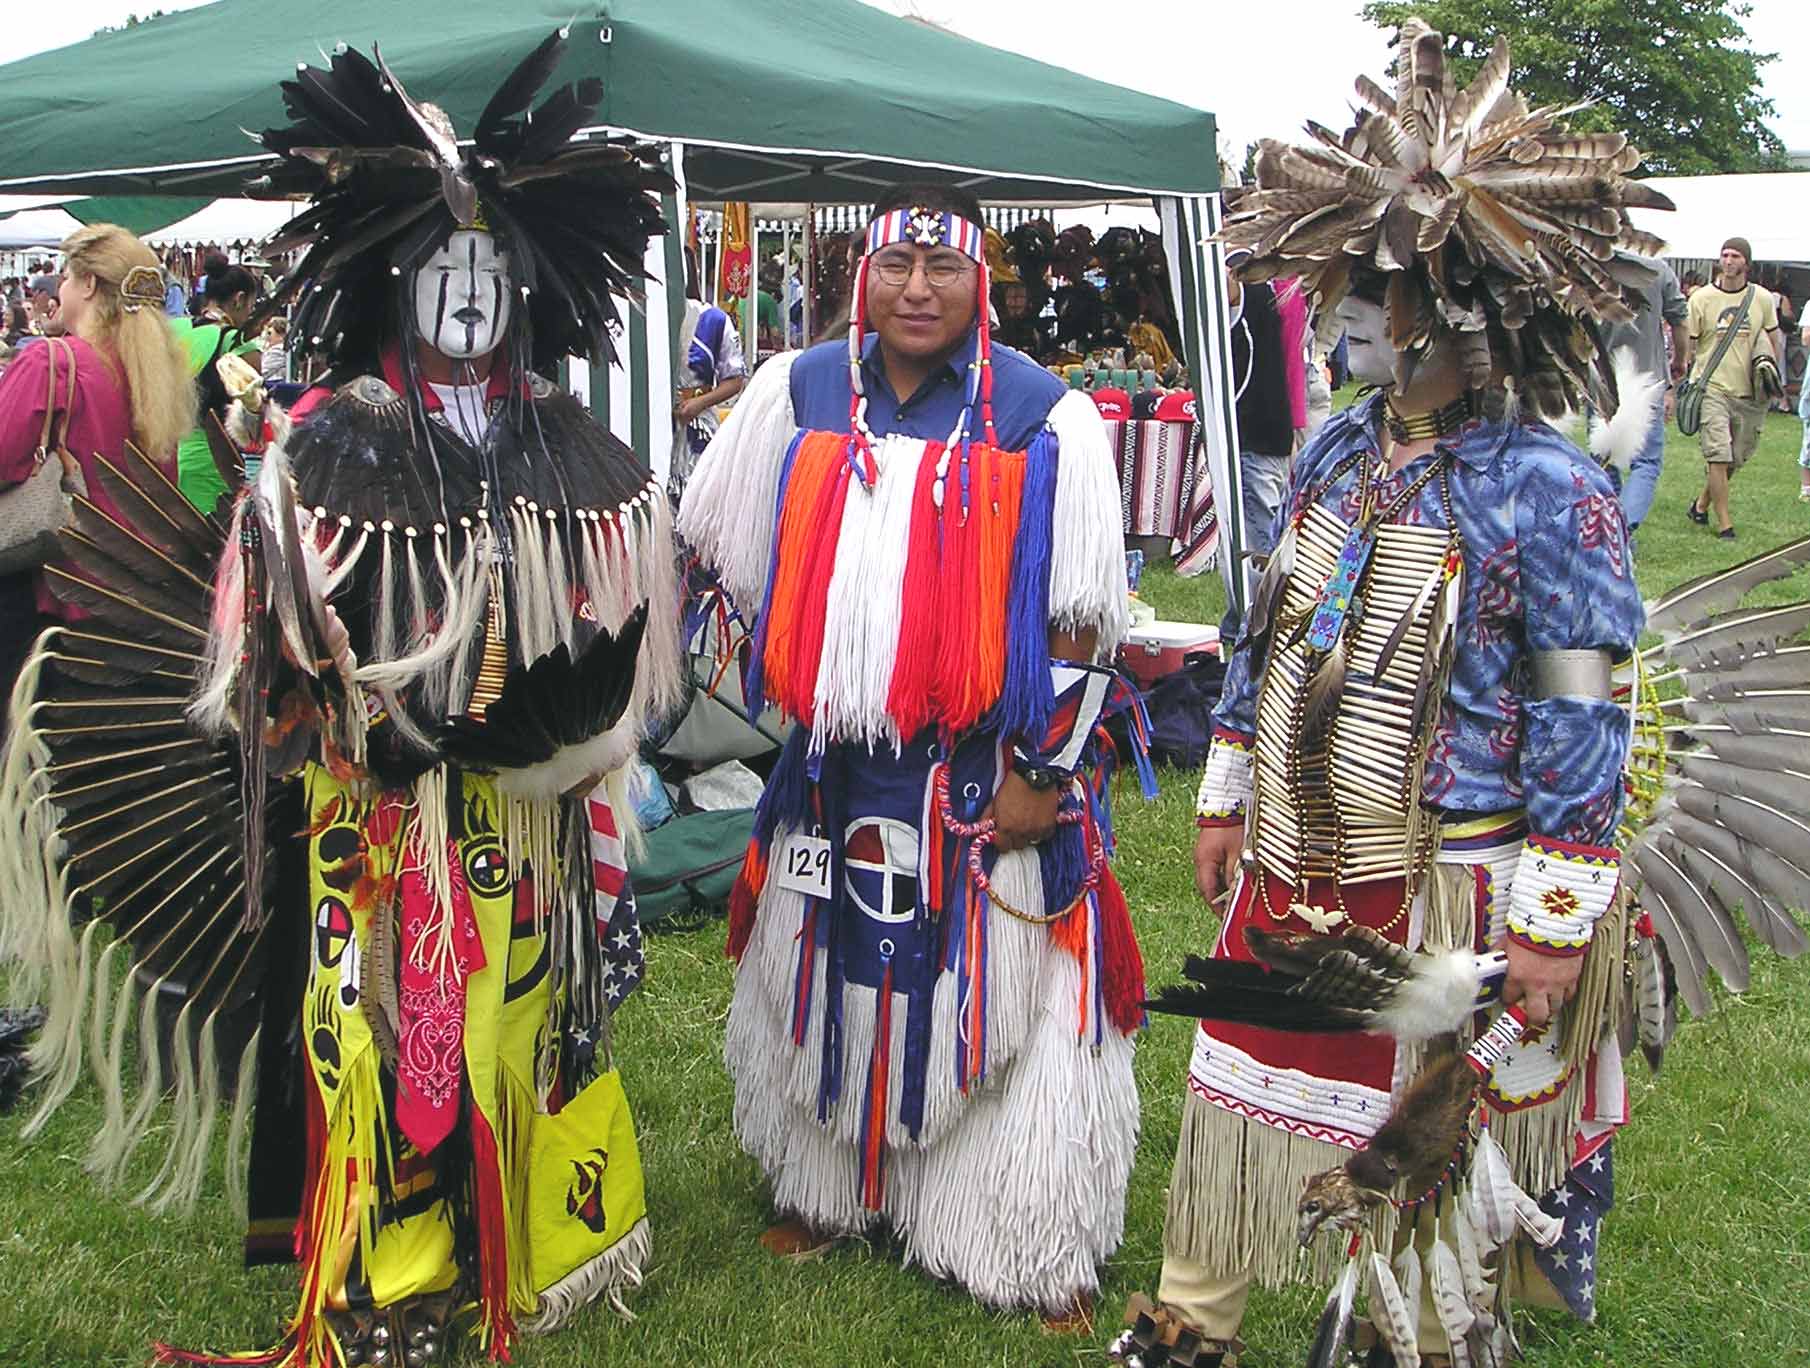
[1215,393,1642,847]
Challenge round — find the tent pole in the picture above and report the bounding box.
[1159,192,1244,604]
[782,215,793,350]
[749,216,760,369]
[803,205,816,348]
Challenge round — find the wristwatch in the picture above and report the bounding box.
[1012,757,1069,791]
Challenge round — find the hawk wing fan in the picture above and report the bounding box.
[0,437,288,1214]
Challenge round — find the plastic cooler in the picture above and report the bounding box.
[1117,620,1219,689]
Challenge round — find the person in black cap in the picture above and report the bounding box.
[1682,235,1783,537]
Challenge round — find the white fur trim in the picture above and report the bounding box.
[676,351,798,616]
[1046,389,1131,656]
[1376,949,1488,1041]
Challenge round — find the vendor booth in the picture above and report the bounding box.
[0,0,1249,607]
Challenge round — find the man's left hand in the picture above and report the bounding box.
[1500,938,1586,1028]
[983,770,1061,853]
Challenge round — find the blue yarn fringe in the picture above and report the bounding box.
[1037,798,1090,911]
[753,726,812,849]
[989,427,1059,741]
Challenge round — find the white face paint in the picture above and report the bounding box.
[1335,294,1396,388]
[412,230,512,361]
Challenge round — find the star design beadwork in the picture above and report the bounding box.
[907,206,945,247]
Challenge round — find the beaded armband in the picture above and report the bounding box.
[1012,660,1121,779]
[1506,834,1620,955]
[1194,728,1255,826]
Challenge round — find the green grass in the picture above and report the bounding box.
[4,410,1809,1365]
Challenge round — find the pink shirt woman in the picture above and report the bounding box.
[0,225,192,623]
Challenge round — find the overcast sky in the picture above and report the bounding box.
[4,0,1807,159]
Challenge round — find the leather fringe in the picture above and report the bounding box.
[1162,1085,1396,1290]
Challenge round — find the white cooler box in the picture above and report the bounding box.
[1117,619,1219,689]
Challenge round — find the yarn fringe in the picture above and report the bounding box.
[675,351,799,613]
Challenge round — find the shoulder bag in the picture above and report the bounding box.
[1676,285,1753,436]
[0,338,89,575]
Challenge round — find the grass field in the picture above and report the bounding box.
[3,409,1808,1366]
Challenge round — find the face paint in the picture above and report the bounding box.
[1335,294,1396,388]
[413,229,513,361]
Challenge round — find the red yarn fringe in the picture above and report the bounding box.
[761,433,842,716]
[1095,865,1147,1036]
[859,958,895,1211]
[777,446,854,724]
[468,1108,517,1363]
[725,838,767,962]
[885,445,945,740]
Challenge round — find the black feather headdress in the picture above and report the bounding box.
[1224,17,1673,418]
[254,28,674,376]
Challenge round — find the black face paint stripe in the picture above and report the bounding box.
[489,273,504,356]
[464,235,481,352]
[433,271,451,352]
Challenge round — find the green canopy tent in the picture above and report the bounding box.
[0,0,1251,607]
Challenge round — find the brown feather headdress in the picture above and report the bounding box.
[1225,18,1673,417]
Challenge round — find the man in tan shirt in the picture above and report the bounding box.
[1682,235,1782,537]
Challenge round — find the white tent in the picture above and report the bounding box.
[0,205,86,250]
[1629,174,1810,265]
[144,198,302,248]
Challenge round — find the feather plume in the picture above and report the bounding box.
[1654,824,1807,957]
[1143,926,1490,1042]
[1306,1252,1361,1368]
[1645,535,1810,633]
[1653,603,1810,673]
[1587,346,1665,473]
[473,26,568,151]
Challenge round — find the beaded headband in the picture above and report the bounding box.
[846,204,995,505]
[864,207,985,262]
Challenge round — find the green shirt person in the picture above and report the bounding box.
[169,262,261,511]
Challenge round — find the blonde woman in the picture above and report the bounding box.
[0,223,195,660]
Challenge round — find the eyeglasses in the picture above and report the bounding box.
[869,249,976,290]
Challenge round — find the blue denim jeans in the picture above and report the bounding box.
[1220,449,1291,646]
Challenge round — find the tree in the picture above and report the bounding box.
[1359,0,1788,175]
[91,10,170,37]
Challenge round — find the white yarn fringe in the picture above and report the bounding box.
[724,835,1137,1312]
[518,1216,651,1332]
[1046,389,1131,656]
[810,437,918,752]
[676,351,798,615]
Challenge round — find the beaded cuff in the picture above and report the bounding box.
[1506,834,1620,955]
[1195,729,1255,822]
